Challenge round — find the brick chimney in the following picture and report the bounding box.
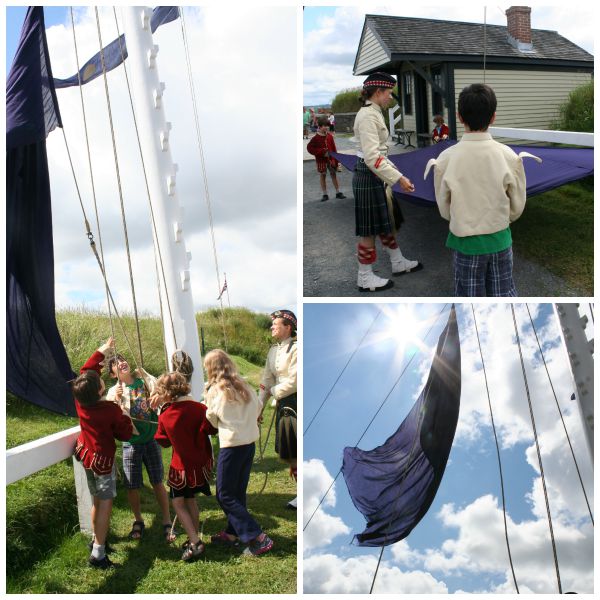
[506,6,533,51]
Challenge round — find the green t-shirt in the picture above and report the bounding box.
[126,377,158,444]
[446,227,512,255]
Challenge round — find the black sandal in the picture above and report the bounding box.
[181,540,205,562]
[128,520,145,540]
[163,523,177,543]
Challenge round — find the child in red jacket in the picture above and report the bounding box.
[152,372,217,562]
[307,116,347,202]
[72,337,133,569]
[432,114,450,143]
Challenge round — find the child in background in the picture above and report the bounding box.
[431,114,450,143]
[426,83,539,296]
[73,337,133,569]
[152,372,216,562]
[204,349,274,556]
[307,116,347,202]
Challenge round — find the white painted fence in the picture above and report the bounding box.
[7,425,93,531]
[489,127,593,147]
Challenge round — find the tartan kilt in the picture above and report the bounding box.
[353,159,394,237]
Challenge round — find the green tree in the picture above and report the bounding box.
[552,80,593,132]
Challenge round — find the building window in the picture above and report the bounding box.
[403,72,412,115]
[432,67,443,115]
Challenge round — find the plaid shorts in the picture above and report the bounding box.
[122,440,164,489]
[453,247,517,297]
[85,463,117,500]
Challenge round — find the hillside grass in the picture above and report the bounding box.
[6,308,296,594]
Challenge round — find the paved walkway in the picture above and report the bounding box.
[303,134,582,298]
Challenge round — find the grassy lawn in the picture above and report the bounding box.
[7,394,296,594]
[6,309,296,594]
[511,176,593,295]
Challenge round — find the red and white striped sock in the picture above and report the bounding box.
[379,233,398,249]
[357,243,376,264]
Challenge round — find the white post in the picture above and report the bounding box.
[388,105,402,141]
[122,7,204,395]
[554,304,594,463]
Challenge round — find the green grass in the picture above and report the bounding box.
[6,309,296,594]
[512,176,593,294]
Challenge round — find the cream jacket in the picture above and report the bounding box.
[258,337,297,406]
[205,385,262,448]
[425,132,540,237]
[353,102,403,187]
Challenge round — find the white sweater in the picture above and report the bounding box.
[427,132,532,237]
[205,385,262,448]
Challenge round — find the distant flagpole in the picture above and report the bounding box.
[217,274,229,307]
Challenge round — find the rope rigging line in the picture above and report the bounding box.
[304,307,382,436]
[60,134,143,361]
[511,305,562,594]
[472,305,520,593]
[179,8,228,350]
[525,304,593,525]
[303,304,449,533]
[112,7,179,353]
[68,7,116,346]
[94,6,145,367]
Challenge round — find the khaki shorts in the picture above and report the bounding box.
[85,463,117,499]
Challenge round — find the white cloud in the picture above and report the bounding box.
[303,553,449,594]
[43,6,296,315]
[303,459,351,551]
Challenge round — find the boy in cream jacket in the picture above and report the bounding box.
[427,83,539,297]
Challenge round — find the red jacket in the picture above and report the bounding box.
[155,398,217,489]
[432,123,450,142]
[74,351,133,474]
[307,131,339,168]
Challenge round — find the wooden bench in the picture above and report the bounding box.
[417,133,432,148]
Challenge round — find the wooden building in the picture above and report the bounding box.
[354,7,593,141]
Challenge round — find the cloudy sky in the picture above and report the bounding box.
[304,3,595,105]
[7,6,297,316]
[303,303,594,593]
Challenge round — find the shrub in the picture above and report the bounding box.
[552,80,593,132]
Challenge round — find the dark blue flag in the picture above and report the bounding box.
[151,6,180,32]
[54,34,127,89]
[53,7,180,89]
[7,7,77,416]
[342,305,461,547]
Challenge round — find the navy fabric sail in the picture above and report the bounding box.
[7,7,77,415]
[342,306,461,547]
[332,142,593,206]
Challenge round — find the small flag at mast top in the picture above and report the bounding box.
[217,277,228,301]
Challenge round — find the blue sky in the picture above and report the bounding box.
[303,303,594,593]
[6,6,297,315]
[304,5,595,105]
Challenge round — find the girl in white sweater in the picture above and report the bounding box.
[204,349,273,556]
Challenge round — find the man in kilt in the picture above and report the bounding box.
[259,309,297,509]
[353,72,423,292]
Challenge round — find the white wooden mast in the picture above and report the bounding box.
[122,7,203,394]
[554,304,594,463]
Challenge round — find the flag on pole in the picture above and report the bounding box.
[53,6,180,89]
[217,277,228,301]
[342,305,461,547]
